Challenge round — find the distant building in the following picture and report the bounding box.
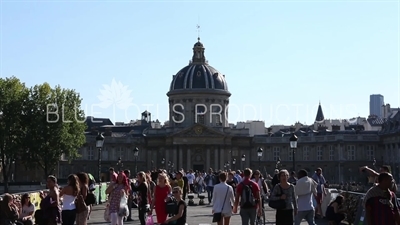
[11,40,400,184]
[370,94,384,118]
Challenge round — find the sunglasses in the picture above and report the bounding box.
[172,191,179,194]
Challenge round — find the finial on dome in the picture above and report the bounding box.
[192,26,206,64]
[196,24,201,40]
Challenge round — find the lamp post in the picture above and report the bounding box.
[257,148,263,171]
[116,157,123,171]
[232,158,236,170]
[133,147,139,174]
[161,158,165,169]
[168,161,171,172]
[289,133,298,172]
[226,161,230,170]
[241,154,246,169]
[95,132,105,204]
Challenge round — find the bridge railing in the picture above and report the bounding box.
[0,182,109,214]
[328,185,400,225]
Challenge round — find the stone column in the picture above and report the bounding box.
[187,148,191,170]
[227,148,232,170]
[163,147,169,170]
[179,146,183,169]
[220,147,225,170]
[173,146,178,171]
[206,148,210,170]
[214,146,219,169]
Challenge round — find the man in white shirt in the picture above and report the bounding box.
[294,169,317,225]
[186,170,195,193]
[195,173,205,195]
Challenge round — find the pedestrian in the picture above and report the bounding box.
[270,170,297,225]
[212,172,235,225]
[233,168,261,225]
[294,169,317,225]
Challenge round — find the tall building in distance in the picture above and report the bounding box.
[369,94,384,117]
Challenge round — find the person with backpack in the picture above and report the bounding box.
[233,168,262,225]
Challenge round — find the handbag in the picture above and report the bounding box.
[268,184,286,210]
[118,193,129,217]
[165,197,177,214]
[145,215,154,225]
[85,191,96,205]
[212,186,230,223]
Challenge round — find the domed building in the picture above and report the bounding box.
[141,39,251,172]
[19,39,396,184]
[167,38,231,128]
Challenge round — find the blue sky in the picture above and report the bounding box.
[1,0,399,126]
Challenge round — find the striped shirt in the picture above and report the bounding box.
[364,186,399,225]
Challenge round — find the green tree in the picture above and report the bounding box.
[23,83,86,178]
[0,77,29,192]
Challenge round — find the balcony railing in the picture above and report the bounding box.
[254,134,379,143]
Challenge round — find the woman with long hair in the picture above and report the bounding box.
[325,195,346,225]
[106,171,130,225]
[19,193,35,225]
[146,172,156,203]
[162,186,187,225]
[270,170,298,225]
[150,172,172,224]
[131,171,149,225]
[76,172,89,225]
[60,174,80,225]
[0,193,19,224]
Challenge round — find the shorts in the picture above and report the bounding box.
[316,193,323,204]
[222,211,232,217]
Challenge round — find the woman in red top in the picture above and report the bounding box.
[150,172,171,224]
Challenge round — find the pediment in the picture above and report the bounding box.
[170,124,227,137]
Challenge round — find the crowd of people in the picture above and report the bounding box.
[1,163,399,225]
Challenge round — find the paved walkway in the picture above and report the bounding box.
[88,196,329,225]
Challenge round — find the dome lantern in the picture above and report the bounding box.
[192,38,206,64]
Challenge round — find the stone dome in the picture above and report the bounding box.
[168,39,229,94]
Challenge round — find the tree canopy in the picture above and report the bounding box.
[0,76,86,188]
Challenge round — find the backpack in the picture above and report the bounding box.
[240,182,256,208]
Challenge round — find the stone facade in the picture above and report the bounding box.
[12,40,400,183]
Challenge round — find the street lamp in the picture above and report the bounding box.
[116,157,123,171]
[232,158,236,170]
[241,154,246,169]
[95,132,105,204]
[161,158,165,168]
[289,133,298,172]
[168,161,171,172]
[257,148,263,171]
[133,147,139,174]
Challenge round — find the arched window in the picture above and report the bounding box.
[195,105,205,124]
